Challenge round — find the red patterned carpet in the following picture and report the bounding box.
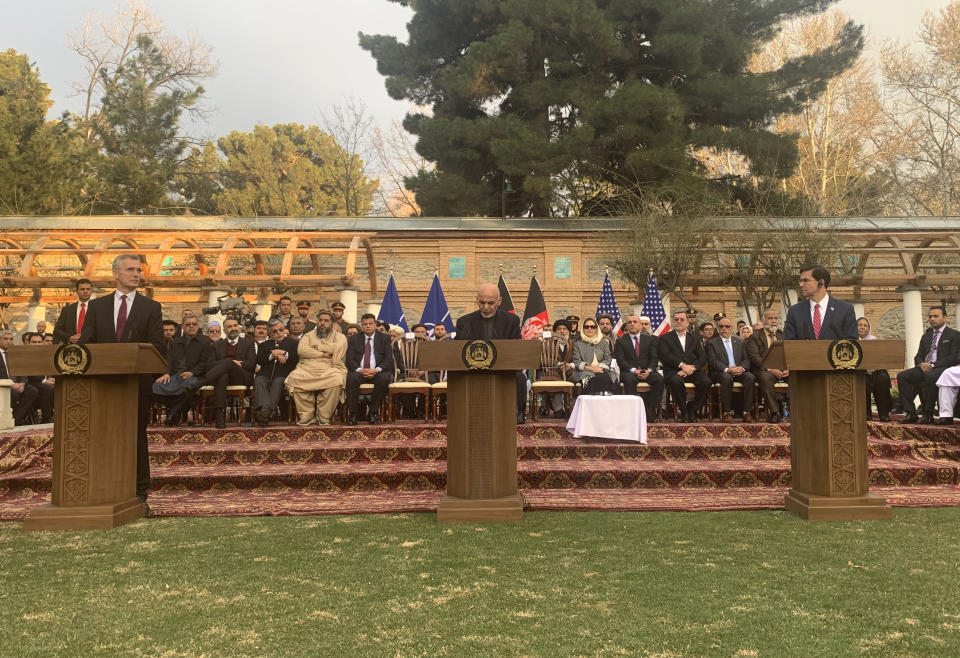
[1,419,959,519]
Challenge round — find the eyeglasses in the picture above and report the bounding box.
[718,324,732,328]
[583,324,598,329]
[183,322,199,327]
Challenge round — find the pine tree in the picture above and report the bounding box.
[361,0,863,216]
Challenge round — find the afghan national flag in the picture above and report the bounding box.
[520,276,548,339]
[498,274,515,314]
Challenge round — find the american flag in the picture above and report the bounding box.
[642,271,670,335]
[595,271,623,336]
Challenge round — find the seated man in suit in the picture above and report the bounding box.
[25,332,55,423]
[0,330,39,425]
[345,313,395,425]
[659,309,711,422]
[53,278,93,344]
[706,318,755,423]
[747,308,789,423]
[285,310,347,425]
[899,305,959,424]
[455,282,527,423]
[614,314,664,422]
[253,319,300,426]
[153,313,214,426]
[783,264,857,341]
[198,317,257,428]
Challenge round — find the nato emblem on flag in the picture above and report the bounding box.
[596,271,623,336]
[421,273,455,338]
[377,274,409,331]
[642,271,670,335]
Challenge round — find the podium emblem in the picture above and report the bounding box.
[827,338,863,370]
[462,340,497,370]
[54,343,92,375]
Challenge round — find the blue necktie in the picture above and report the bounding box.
[725,339,735,368]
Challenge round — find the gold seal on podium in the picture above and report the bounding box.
[54,343,92,375]
[827,338,863,370]
[462,340,497,370]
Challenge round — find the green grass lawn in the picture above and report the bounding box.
[1,508,959,657]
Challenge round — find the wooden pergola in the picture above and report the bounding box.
[0,230,377,304]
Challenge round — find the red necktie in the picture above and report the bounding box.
[363,336,372,368]
[634,335,640,357]
[116,294,128,341]
[813,303,822,339]
[76,302,86,333]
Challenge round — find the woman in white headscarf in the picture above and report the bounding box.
[571,319,619,395]
[858,316,892,421]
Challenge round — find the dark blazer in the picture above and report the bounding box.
[212,337,257,374]
[255,337,300,378]
[783,296,858,340]
[613,333,659,372]
[165,335,215,377]
[658,330,706,371]
[746,329,783,370]
[912,325,960,368]
[80,291,165,355]
[0,350,28,384]
[454,309,522,341]
[705,335,750,375]
[53,301,83,343]
[346,331,395,372]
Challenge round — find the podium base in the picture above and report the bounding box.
[437,494,524,523]
[784,489,892,521]
[23,497,146,531]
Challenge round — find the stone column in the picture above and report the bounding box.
[737,303,759,326]
[339,288,359,324]
[0,380,14,430]
[783,289,799,308]
[27,301,47,332]
[852,302,865,321]
[253,303,273,321]
[366,302,382,319]
[901,287,924,370]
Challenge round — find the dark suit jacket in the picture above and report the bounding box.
[912,325,960,368]
[705,335,750,376]
[165,335,215,377]
[746,329,783,370]
[659,331,706,371]
[80,291,165,356]
[613,333,659,372]
[783,296,857,340]
[53,301,83,344]
[346,331,395,372]
[212,337,257,374]
[0,350,29,384]
[454,309,522,341]
[255,337,300,378]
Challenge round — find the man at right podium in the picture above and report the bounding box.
[454,282,527,423]
[783,264,857,341]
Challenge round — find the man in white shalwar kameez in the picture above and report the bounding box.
[285,310,347,425]
[936,366,960,426]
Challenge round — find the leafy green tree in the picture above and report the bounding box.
[361,0,863,216]
[93,34,202,214]
[0,49,93,214]
[179,124,378,216]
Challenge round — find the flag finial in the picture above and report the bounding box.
[533,264,537,278]
[499,263,503,275]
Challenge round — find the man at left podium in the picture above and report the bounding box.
[81,254,164,509]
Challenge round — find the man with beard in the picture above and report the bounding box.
[53,278,94,344]
[746,308,789,423]
[614,315,664,422]
[199,317,257,428]
[455,282,527,423]
[153,313,214,426]
[637,316,653,335]
[541,319,574,418]
[253,319,300,426]
[597,314,617,352]
[161,320,178,355]
[285,310,347,425]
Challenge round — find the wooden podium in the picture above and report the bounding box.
[764,340,904,521]
[7,343,167,531]
[420,339,540,522]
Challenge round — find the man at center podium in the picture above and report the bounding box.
[454,282,527,423]
[783,264,857,341]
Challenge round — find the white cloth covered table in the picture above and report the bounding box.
[565,394,647,443]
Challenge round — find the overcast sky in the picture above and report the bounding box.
[0,0,951,141]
